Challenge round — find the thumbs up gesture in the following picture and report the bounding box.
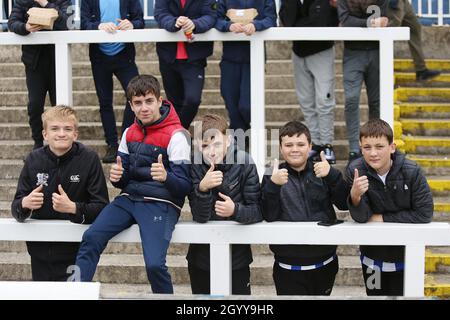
[199,162,223,192]
[110,156,123,183]
[313,151,331,178]
[151,154,167,182]
[270,159,289,186]
[215,192,235,217]
[22,184,44,211]
[52,184,76,214]
[350,169,369,206]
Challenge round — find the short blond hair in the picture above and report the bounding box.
[42,105,78,130]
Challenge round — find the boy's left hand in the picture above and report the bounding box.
[34,0,49,7]
[117,19,134,31]
[215,192,235,217]
[313,151,331,178]
[151,154,167,182]
[52,184,76,214]
[369,214,383,222]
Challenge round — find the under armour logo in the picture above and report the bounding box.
[404,184,409,190]
[154,216,162,222]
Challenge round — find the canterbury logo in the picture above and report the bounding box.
[154,216,162,222]
[70,175,80,183]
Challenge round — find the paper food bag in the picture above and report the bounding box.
[226,8,258,25]
[27,7,59,30]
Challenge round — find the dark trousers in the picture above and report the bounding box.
[188,263,251,295]
[159,58,206,129]
[26,241,80,281]
[220,60,251,131]
[91,50,139,146]
[76,196,179,294]
[362,264,404,296]
[273,258,339,295]
[25,50,56,145]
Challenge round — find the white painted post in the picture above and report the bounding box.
[438,0,444,26]
[210,243,231,296]
[55,43,73,106]
[404,245,425,297]
[250,39,266,180]
[379,39,395,129]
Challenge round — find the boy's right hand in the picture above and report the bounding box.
[229,23,244,33]
[99,22,117,33]
[22,184,44,210]
[350,169,369,206]
[110,156,123,182]
[270,159,289,186]
[199,163,223,192]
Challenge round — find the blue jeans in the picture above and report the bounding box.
[76,196,179,294]
[91,50,139,146]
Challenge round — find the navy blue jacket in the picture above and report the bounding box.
[215,0,276,63]
[154,0,216,63]
[80,0,144,62]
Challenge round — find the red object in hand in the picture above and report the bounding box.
[184,30,195,42]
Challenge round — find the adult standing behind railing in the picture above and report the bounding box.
[279,0,339,165]
[338,0,389,166]
[154,0,217,130]
[386,0,441,81]
[7,0,72,152]
[80,0,145,164]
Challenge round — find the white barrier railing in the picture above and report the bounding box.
[0,27,410,178]
[1,218,449,297]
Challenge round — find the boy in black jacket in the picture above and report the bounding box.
[11,105,109,281]
[8,0,72,150]
[187,114,262,295]
[279,0,338,163]
[262,121,348,295]
[346,119,433,296]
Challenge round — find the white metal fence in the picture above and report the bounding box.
[1,0,449,26]
[1,218,449,297]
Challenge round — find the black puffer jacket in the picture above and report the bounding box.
[187,144,262,271]
[346,151,434,262]
[262,160,348,266]
[8,0,72,69]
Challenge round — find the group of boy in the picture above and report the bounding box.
[13,72,433,296]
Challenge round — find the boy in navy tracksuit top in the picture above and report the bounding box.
[154,0,217,129]
[215,0,276,131]
[81,0,144,163]
[76,75,192,294]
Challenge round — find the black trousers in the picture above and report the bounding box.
[273,258,339,295]
[158,58,206,129]
[27,241,80,281]
[25,49,56,145]
[362,264,404,296]
[91,50,139,146]
[188,263,251,295]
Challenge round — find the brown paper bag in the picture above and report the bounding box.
[226,8,258,25]
[27,7,59,30]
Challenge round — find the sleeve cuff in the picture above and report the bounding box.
[265,178,282,194]
[69,203,86,224]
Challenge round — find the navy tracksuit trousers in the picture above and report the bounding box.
[75,196,179,294]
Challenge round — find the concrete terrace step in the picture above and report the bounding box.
[425,274,450,297]
[99,283,367,298]
[398,102,450,119]
[402,136,450,154]
[0,121,356,141]
[0,252,364,286]
[0,74,348,92]
[395,72,450,87]
[0,88,362,106]
[395,87,450,103]
[0,104,369,124]
[400,119,450,135]
[394,59,450,72]
[0,59,345,78]
[406,155,450,176]
[426,247,450,273]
